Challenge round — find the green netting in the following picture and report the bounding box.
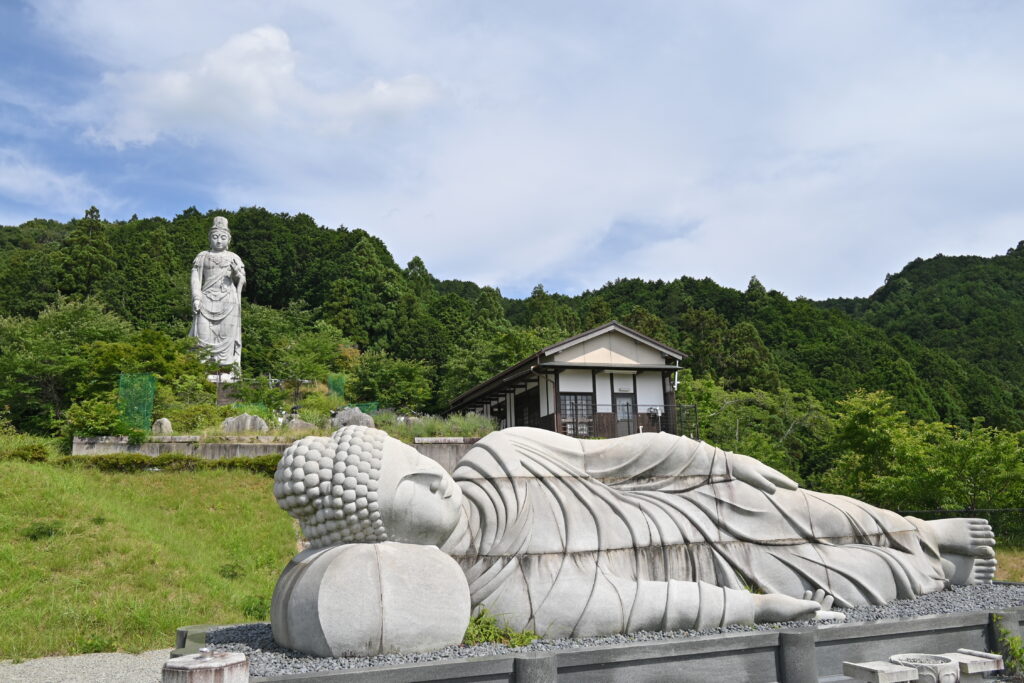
[326,373,346,398]
[353,401,379,414]
[118,372,156,431]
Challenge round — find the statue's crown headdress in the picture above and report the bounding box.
[209,216,230,235]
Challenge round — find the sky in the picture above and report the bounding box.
[1,1,1023,300]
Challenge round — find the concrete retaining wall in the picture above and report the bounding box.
[72,435,480,469]
[175,606,1024,683]
[72,436,291,460]
[411,437,479,472]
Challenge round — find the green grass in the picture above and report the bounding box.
[462,608,537,647]
[997,546,1024,583]
[0,460,297,660]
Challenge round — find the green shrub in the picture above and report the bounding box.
[212,454,281,477]
[374,411,497,444]
[462,608,537,647]
[233,382,288,412]
[297,391,345,428]
[2,444,50,462]
[59,395,134,447]
[58,452,281,476]
[157,403,230,433]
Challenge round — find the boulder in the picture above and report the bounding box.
[284,417,317,433]
[329,406,374,430]
[220,413,269,434]
[271,542,470,657]
[151,417,173,435]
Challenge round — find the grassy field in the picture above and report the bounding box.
[0,460,296,660]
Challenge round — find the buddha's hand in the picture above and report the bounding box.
[192,297,200,313]
[728,451,798,494]
[751,589,845,624]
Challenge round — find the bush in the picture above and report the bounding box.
[233,382,288,412]
[58,395,135,451]
[297,389,345,428]
[373,411,496,444]
[157,403,231,433]
[57,452,281,476]
[1,444,50,462]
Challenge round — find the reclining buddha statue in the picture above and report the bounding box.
[272,425,995,643]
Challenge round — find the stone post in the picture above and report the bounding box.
[162,649,248,683]
[778,629,818,683]
[514,652,557,683]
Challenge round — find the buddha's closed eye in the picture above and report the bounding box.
[401,472,451,497]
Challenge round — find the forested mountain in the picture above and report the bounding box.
[0,206,1020,440]
[820,245,1024,426]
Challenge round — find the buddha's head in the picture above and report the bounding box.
[274,425,463,548]
[208,216,231,252]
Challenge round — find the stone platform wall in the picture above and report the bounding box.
[175,606,1024,683]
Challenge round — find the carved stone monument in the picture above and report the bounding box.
[189,216,245,377]
[271,426,997,654]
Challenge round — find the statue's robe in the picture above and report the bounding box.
[445,428,947,637]
[189,250,245,366]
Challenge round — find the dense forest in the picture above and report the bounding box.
[1,206,1022,509]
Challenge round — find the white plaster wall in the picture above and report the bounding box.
[636,372,665,407]
[595,372,612,405]
[610,372,635,395]
[552,331,665,365]
[543,375,555,416]
[559,369,593,393]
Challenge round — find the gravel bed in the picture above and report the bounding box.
[207,583,1024,679]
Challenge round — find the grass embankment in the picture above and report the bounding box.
[0,460,296,660]
[998,547,1024,583]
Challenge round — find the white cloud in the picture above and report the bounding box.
[78,25,439,149]
[11,1,1024,299]
[0,149,114,220]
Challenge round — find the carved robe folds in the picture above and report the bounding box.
[448,428,947,638]
[189,250,245,366]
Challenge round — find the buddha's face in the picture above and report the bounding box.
[377,437,463,546]
[209,230,230,252]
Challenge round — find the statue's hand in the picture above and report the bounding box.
[751,592,819,623]
[729,452,798,494]
[802,588,847,622]
[751,589,846,623]
[192,298,200,313]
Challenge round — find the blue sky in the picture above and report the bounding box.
[2,1,1023,300]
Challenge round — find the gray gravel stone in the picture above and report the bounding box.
[0,648,170,683]
[206,583,1024,679]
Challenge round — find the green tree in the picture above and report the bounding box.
[321,237,412,349]
[350,350,432,412]
[59,207,115,298]
[815,391,943,509]
[0,298,131,432]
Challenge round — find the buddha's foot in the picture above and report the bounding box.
[925,517,995,558]
[941,553,997,585]
[924,518,997,585]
